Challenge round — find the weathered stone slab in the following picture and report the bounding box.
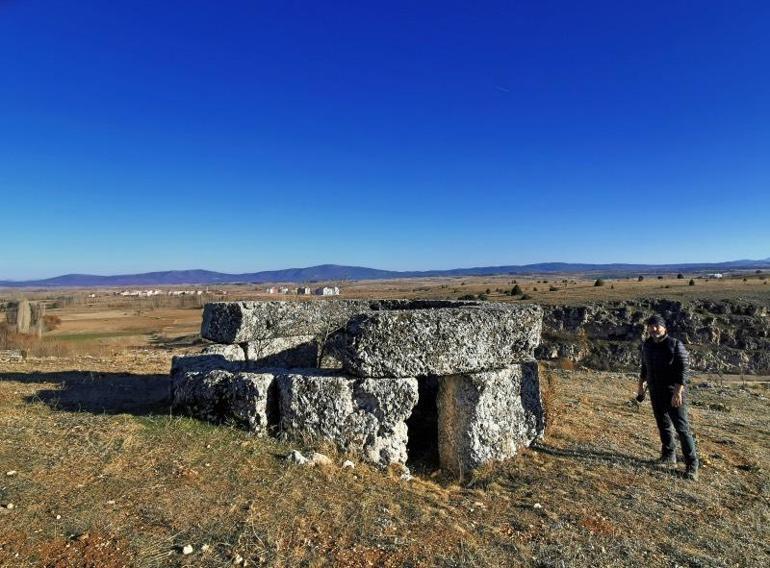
[176,336,318,371]
[201,343,246,361]
[338,304,543,377]
[172,368,275,434]
[201,300,373,344]
[277,371,418,465]
[245,335,318,368]
[200,299,483,345]
[171,353,240,376]
[437,362,544,476]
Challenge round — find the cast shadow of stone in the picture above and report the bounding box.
[531,443,666,471]
[1,371,171,416]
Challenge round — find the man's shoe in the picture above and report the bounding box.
[658,454,677,466]
[685,463,699,481]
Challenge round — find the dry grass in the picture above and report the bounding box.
[538,363,562,435]
[0,286,768,566]
[1,351,768,567]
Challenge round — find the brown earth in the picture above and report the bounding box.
[0,283,768,566]
[1,349,768,567]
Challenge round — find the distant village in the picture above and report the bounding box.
[265,286,341,296]
[98,285,341,298]
[110,289,212,297]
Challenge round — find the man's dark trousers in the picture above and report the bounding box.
[650,386,697,465]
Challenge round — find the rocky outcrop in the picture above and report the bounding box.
[538,298,770,374]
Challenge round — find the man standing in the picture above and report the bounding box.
[638,314,699,480]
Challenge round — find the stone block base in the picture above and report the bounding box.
[437,362,544,476]
[278,372,418,466]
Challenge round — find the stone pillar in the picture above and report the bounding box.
[437,362,544,477]
[6,300,32,334]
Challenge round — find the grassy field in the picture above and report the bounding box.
[0,279,768,566]
[1,355,767,567]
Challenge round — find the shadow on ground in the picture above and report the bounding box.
[1,371,171,415]
[148,333,204,351]
[531,444,677,475]
[532,443,660,469]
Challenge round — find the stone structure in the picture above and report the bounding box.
[172,299,545,474]
[4,299,45,336]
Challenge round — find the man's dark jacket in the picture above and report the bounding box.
[640,335,689,391]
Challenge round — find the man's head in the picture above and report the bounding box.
[646,314,667,340]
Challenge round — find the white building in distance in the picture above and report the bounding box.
[314,286,341,296]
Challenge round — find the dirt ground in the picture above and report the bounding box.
[0,282,768,566]
[1,351,768,567]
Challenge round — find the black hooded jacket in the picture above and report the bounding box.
[640,335,689,391]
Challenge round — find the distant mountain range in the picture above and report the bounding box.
[2,259,769,288]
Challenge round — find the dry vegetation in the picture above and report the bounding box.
[1,278,769,566]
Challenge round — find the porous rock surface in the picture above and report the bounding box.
[245,335,319,367]
[201,300,373,344]
[172,368,275,434]
[338,304,543,377]
[174,298,546,472]
[437,362,544,476]
[278,372,418,465]
[201,299,482,345]
[201,343,246,361]
[197,336,319,368]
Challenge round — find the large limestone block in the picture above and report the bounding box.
[201,343,247,361]
[171,353,240,376]
[245,335,318,368]
[201,300,373,344]
[437,362,544,476]
[172,368,275,435]
[200,299,482,345]
[339,304,543,377]
[6,300,32,334]
[177,336,318,371]
[278,371,418,465]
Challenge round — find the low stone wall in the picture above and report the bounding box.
[172,299,545,474]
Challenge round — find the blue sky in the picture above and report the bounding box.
[1,1,768,279]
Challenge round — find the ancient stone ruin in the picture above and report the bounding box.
[171,300,545,476]
[4,299,45,336]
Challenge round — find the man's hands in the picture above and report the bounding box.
[637,380,647,399]
[671,385,684,408]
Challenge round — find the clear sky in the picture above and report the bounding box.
[1,1,768,279]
